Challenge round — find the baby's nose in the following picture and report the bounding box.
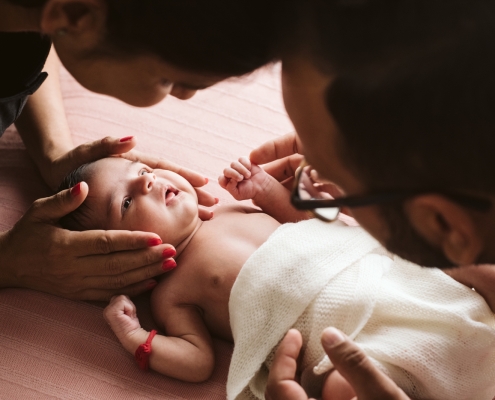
[140,173,155,193]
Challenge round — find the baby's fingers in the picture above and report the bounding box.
[223,167,245,182]
[231,158,251,178]
[218,175,229,189]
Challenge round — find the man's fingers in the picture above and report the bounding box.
[28,182,89,223]
[322,328,410,400]
[265,329,309,400]
[261,154,304,182]
[250,132,302,165]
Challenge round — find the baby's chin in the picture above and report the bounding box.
[158,214,201,247]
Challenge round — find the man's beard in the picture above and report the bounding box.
[380,203,456,269]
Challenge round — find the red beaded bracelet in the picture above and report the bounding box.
[135,330,157,370]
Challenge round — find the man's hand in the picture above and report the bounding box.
[321,328,410,400]
[266,328,411,400]
[0,183,177,301]
[121,149,216,220]
[218,156,270,201]
[250,132,304,190]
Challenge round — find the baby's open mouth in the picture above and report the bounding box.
[164,186,180,205]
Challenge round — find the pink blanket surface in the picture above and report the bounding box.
[0,65,293,399]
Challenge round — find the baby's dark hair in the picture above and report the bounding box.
[58,163,97,231]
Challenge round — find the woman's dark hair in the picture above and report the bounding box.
[9,0,296,77]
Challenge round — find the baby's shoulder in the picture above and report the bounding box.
[150,270,191,307]
[214,203,261,217]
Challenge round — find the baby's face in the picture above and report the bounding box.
[85,158,200,246]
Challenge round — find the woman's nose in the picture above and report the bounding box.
[170,85,197,100]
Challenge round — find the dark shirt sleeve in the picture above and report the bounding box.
[0,32,51,136]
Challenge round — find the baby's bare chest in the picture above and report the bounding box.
[165,210,280,339]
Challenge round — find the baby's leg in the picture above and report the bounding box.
[322,370,356,400]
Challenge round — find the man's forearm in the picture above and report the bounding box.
[14,45,73,179]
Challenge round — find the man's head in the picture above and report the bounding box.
[59,157,200,247]
[283,0,495,268]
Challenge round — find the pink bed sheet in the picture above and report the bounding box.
[0,64,293,399]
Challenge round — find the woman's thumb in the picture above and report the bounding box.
[28,182,89,223]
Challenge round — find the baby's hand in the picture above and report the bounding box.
[104,295,142,342]
[219,157,269,201]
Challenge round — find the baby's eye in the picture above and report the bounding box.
[122,197,132,214]
[139,169,150,176]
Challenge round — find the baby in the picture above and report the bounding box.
[60,156,495,400]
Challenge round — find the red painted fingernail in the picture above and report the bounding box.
[120,136,134,142]
[147,238,162,247]
[70,182,81,197]
[162,259,177,271]
[146,281,158,290]
[205,177,209,184]
[162,248,176,258]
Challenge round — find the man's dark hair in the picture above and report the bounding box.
[301,1,495,197]
[304,1,495,268]
[9,0,296,77]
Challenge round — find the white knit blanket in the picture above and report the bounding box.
[227,219,495,400]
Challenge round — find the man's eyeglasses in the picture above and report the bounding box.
[290,160,492,222]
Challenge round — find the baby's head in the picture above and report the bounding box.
[59,157,200,246]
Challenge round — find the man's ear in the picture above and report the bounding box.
[40,0,106,48]
[404,195,484,266]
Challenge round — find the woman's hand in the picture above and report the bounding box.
[42,135,138,190]
[121,149,217,220]
[250,132,304,190]
[0,183,177,301]
[266,328,411,400]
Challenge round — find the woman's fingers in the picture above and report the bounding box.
[68,229,166,257]
[250,132,302,165]
[68,136,137,167]
[122,150,208,188]
[195,187,217,208]
[0,188,175,301]
[48,136,137,189]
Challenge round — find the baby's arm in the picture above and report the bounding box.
[104,295,214,382]
[219,157,310,223]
